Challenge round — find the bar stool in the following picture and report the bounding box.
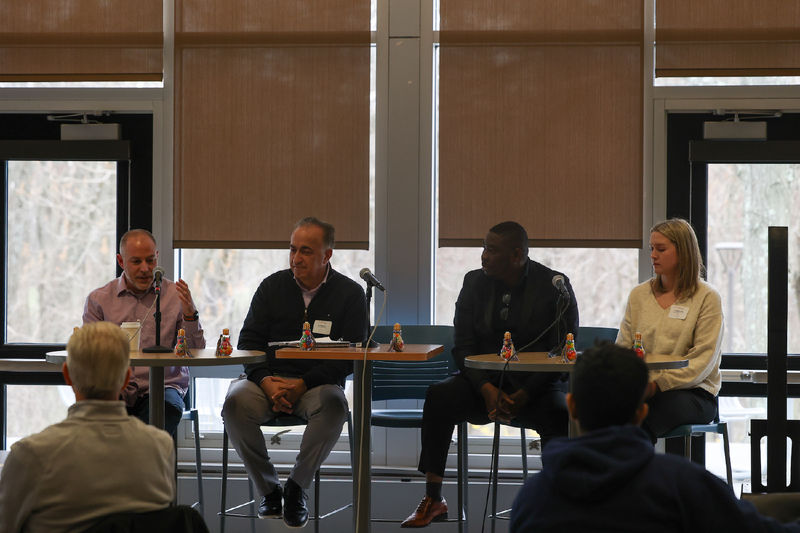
[660,415,733,486]
[173,385,203,515]
[177,407,204,514]
[219,413,354,533]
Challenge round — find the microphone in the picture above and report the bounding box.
[552,274,570,299]
[359,268,386,292]
[153,266,165,293]
[516,277,573,355]
[142,266,171,353]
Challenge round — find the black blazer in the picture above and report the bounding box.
[452,258,579,397]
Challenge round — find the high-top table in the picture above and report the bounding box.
[276,344,443,533]
[465,351,689,372]
[465,351,690,518]
[46,349,266,429]
[466,351,689,437]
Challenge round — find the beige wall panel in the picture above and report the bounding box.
[657,42,800,77]
[177,0,369,32]
[438,44,643,247]
[0,0,162,80]
[0,47,162,81]
[0,1,161,32]
[440,0,642,33]
[656,0,800,32]
[174,46,370,248]
[656,0,800,76]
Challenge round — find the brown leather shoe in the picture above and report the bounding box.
[400,495,448,527]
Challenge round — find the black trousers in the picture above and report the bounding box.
[642,387,717,443]
[418,374,568,477]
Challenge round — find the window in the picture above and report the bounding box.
[665,111,800,484]
[435,247,638,329]
[707,162,800,485]
[431,0,643,457]
[0,113,153,446]
[6,160,117,343]
[0,113,154,355]
[707,163,800,354]
[176,13,378,447]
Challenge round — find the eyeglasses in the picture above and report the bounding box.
[500,292,511,320]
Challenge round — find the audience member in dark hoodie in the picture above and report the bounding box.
[510,342,800,533]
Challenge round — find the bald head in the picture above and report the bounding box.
[119,229,156,257]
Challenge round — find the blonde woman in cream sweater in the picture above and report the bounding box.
[617,218,724,442]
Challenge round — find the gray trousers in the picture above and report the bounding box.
[221,376,348,496]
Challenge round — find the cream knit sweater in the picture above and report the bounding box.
[617,279,724,396]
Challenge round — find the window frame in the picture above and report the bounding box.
[663,110,800,385]
[0,113,153,449]
[0,113,154,359]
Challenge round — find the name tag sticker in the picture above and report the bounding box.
[669,305,689,320]
[313,320,332,335]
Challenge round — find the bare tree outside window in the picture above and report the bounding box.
[6,160,117,444]
[706,163,800,485]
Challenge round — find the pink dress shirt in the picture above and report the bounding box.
[83,276,206,406]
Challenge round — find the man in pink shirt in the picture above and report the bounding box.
[83,229,205,436]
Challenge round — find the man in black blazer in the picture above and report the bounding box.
[402,221,579,528]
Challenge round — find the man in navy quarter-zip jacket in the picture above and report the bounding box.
[222,217,367,529]
[510,342,800,533]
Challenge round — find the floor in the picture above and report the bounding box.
[179,476,516,533]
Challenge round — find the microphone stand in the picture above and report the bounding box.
[362,281,379,349]
[545,295,570,358]
[142,284,172,353]
[355,277,381,532]
[140,279,171,432]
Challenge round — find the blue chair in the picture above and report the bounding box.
[370,325,467,524]
[660,408,733,486]
[176,385,203,515]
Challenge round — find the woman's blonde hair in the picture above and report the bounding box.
[650,218,704,299]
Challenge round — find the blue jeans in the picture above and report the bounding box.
[127,387,185,437]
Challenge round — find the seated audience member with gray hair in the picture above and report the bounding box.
[510,342,800,533]
[0,322,175,533]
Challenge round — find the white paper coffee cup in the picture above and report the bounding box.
[120,322,141,352]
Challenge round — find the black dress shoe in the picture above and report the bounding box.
[258,485,283,518]
[283,478,309,528]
